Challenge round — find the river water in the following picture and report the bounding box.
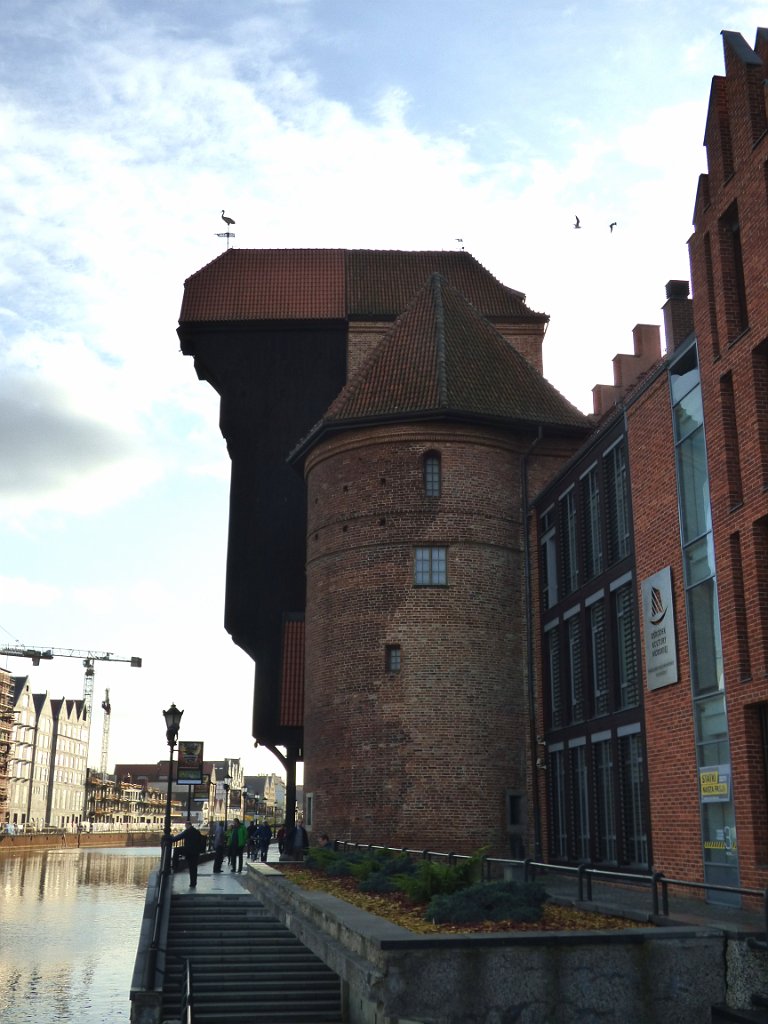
[0,846,159,1023]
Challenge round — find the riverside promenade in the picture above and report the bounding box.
[135,845,768,1023]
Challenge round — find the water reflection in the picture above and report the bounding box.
[0,847,159,1023]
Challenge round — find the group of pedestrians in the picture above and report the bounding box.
[170,816,314,887]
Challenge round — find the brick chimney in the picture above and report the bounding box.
[592,323,662,418]
[662,280,694,352]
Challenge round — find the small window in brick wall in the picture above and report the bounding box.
[385,645,402,672]
[305,793,313,829]
[424,452,441,497]
[414,546,447,585]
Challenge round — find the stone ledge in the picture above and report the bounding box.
[243,864,730,1024]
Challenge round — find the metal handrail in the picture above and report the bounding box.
[143,844,172,990]
[180,956,194,1024]
[335,840,767,936]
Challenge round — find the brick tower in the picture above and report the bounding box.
[291,275,589,853]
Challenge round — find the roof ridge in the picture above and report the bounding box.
[431,273,449,408]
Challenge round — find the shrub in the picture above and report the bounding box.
[359,871,399,893]
[395,859,473,902]
[425,880,549,925]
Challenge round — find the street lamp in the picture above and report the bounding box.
[223,774,232,828]
[162,703,184,877]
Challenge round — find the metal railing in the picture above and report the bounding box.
[334,840,768,938]
[180,957,194,1024]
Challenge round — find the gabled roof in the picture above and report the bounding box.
[291,274,587,459]
[179,249,545,324]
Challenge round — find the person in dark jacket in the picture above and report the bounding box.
[172,820,205,887]
[285,820,309,860]
[229,818,247,873]
[212,820,226,873]
[257,821,272,862]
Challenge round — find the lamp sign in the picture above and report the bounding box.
[177,740,204,785]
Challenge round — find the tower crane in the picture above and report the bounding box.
[100,689,112,776]
[0,646,142,773]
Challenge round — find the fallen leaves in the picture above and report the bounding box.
[279,865,647,935]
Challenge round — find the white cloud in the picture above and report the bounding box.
[0,576,61,608]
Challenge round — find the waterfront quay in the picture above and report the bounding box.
[0,826,161,855]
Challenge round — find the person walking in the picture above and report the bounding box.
[229,818,247,872]
[257,820,272,862]
[246,820,258,861]
[286,819,309,860]
[171,819,206,888]
[212,820,226,873]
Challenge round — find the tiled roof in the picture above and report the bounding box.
[294,274,587,453]
[179,249,545,324]
[279,614,304,728]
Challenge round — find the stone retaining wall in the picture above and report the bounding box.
[0,831,161,854]
[243,866,727,1024]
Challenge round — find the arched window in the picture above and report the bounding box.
[424,451,441,497]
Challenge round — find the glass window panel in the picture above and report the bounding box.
[594,739,617,863]
[620,733,648,867]
[541,529,558,609]
[583,469,603,579]
[548,629,563,729]
[549,749,568,860]
[677,428,712,543]
[688,579,724,695]
[669,347,699,404]
[568,617,584,723]
[424,454,441,497]
[615,584,640,709]
[673,385,704,442]
[571,745,590,860]
[414,546,447,586]
[684,535,716,587]
[606,443,630,563]
[590,600,609,716]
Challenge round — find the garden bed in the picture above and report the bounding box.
[280,862,648,935]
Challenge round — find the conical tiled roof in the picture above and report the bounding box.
[291,274,588,460]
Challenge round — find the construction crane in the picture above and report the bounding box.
[0,646,142,715]
[0,646,142,773]
[100,688,112,776]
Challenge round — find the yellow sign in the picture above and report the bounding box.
[699,766,729,802]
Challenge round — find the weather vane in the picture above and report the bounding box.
[217,209,236,250]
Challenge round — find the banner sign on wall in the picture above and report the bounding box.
[640,567,679,690]
[177,740,204,785]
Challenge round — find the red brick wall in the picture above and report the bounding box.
[626,375,702,880]
[302,422,578,855]
[686,30,768,890]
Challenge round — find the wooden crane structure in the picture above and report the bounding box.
[0,646,142,772]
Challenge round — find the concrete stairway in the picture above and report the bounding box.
[161,892,343,1023]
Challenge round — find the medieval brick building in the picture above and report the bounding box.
[178,251,589,850]
[179,27,768,891]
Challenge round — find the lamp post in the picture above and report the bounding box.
[223,775,232,828]
[162,703,183,877]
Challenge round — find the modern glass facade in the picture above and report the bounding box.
[669,341,739,896]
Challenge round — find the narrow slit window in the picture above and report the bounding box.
[424,452,441,497]
[385,645,401,672]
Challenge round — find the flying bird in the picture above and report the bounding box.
[221,210,235,226]
[574,215,581,229]
[609,221,617,233]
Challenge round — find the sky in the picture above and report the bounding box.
[1,0,764,780]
